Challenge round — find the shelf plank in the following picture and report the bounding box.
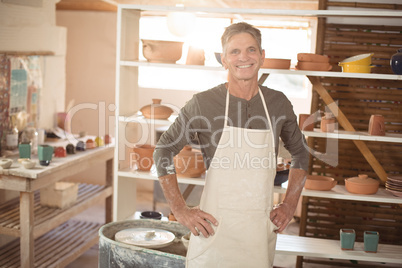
[0,184,111,237]
[303,129,402,143]
[0,220,101,268]
[120,60,402,81]
[119,113,177,125]
[117,169,402,204]
[119,5,402,18]
[276,234,402,264]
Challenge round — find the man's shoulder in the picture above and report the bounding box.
[259,85,287,100]
[194,84,226,101]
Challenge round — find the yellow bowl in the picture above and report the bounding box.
[339,64,373,73]
[339,53,373,65]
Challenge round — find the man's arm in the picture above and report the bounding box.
[270,168,306,232]
[158,174,218,237]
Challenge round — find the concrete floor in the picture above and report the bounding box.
[66,190,300,268]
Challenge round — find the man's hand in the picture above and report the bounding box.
[270,202,294,233]
[174,205,218,238]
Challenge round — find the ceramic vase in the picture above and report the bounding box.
[133,144,155,171]
[298,114,315,131]
[390,48,402,75]
[340,229,355,250]
[174,145,206,177]
[364,231,379,253]
[140,99,173,120]
[368,114,385,136]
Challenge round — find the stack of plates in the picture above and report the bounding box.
[386,176,402,197]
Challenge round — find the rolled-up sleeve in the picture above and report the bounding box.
[153,97,200,177]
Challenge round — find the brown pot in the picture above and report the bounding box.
[304,175,337,191]
[368,114,385,136]
[296,61,332,71]
[262,58,291,69]
[297,53,329,63]
[345,174,380,195]
[133,144,155,171]
[142,39,184,63]
[320,117,336,132]
[186,46,205,65]
[299,114,315,131]
[140,99,173,120]
[174,145,206,177]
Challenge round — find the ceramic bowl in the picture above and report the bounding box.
[142,39,184,63]
[215,52,222,65]
[304,175,337,191]
[181,232,191,249]
[345,174,380,195]
[296,61,332,71]
[140,211,162,220]
[0,158,13,169]
[22,159,36,169]
[339,64,373,73]
[339,53,373,65]
[140,99,173,120]
[262,58,291,69]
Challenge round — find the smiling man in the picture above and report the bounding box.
[154,22,308,267]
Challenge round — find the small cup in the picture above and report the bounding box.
[364,231,379,253]
[19,143,31,159]
[299,114,315,131]
[38,145,54,166]
[321,117,336,132]
[340,229,355,250]
[368,114,385,136]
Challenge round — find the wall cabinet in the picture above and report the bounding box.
[114,4,402,265]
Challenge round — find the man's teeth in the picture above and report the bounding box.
[238,64,252,69]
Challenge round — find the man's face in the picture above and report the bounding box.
[221,32,265,82]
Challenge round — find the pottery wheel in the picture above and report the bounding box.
[114,228,175,249]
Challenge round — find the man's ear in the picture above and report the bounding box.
[221,53,228,69]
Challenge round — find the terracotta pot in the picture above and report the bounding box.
[296,61,332,71]
[262,58,291,69]
[320,117,336,132]
[304,175,337,191]
[345,174,380,195]
[54,146,67,157]
[368,114,385,136]
[86,139,96,149]
[297,53,329,63]
[186,46,205,65]
[133,144,155,171]
[140,99,173,120]
[142,39,184,63]
[174,145,206,177]
[299,114,315,131]
[104,134,112,144]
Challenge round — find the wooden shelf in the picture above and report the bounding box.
[119,5,402,18]
[118,169,402,204]
[119,60,402,81]
[276,234,402,264]
[119,113,177,125]
[303,129,402,143]
[0,184,112,238]
[0,220,101,268]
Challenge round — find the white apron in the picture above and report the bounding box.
[186,89,278,268]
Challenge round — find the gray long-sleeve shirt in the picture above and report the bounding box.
[154,83,309,177]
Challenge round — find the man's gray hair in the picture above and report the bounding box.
[221,22,262,55]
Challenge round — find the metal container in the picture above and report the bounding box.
[99,219,189,268]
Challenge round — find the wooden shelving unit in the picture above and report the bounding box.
[0,138,114,268]
[114,4,402,266]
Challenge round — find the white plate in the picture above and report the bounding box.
[115,227,175,249]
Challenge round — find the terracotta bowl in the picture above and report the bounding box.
[133,144,155,171]
[262,58,291,69]
[304,175,337,191]
[345,174,380,195]
[297,53,329,63]
[296,61,332,71]
[174,145,206,177]
[142,39,184,63]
